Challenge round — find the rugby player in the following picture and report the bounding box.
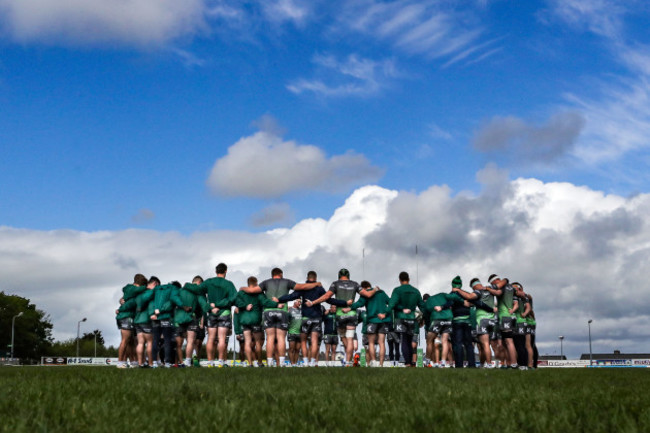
[149,280,181,367]
[200,263,238,368]
[512,282,531,369]
[115,273,148,368]
[378,272,425,367]
[489,274,519,368]
[323,306,339,366]
[307,269,376,365]
[423,290,453,367]
[235,276,278,367]
[350,282,391,367]
[287,299,303,366]
[174,276,208,367]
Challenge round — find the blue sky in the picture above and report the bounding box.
[2,0,648,233]
[2,0,650,356]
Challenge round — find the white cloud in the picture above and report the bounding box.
[0,0,208,47]
[544,0,627,39]
[336,0,494,64]
[287,54,399,97]
[473,111,586,165]
[206,128,383,198]
[261,0,311,25]
[4,174,650,358]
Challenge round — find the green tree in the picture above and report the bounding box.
[0,292,53,361]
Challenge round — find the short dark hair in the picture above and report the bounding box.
[423,293,430,301]
[469,278,480,287]
[271,267,283,277]
[399,271,410,282]
[248,276,258,286]
[360,280,371,289]
[148,276,161,286]
[216,263,227,274]
[133,273,148,286]
[192,275,203,284]
[307,270,317,280]
[170,281,181,288]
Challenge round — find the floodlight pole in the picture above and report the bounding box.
[559,336,564,359]
[11,312,24,359]
[94,333,97,358]
[77,317,87,358]
[587,319,594,367]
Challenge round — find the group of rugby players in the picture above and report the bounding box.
[114,263,538,369]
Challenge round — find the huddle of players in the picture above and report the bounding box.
[114,263,538,369]
[419,274,539,369]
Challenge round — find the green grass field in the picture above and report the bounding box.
[2,367,650,433]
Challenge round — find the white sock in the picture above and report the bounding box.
[279,356,285,364]
[253,360,259,367]
[184,358,191,366]
[267,358,273,366]
[303,357,309,364]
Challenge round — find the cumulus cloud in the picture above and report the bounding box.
[472,111,586,165]
[249,203,294,227]
[206,128,383,198]
[4,173,650,358]
[0,0,208,47]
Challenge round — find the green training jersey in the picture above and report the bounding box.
[497,283,517,319]
[288,307,302,335]
[472,285,496,321]
[200,276,237,317]
[328,279,361,317]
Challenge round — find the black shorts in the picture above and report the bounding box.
[116,317,134,331]
[174,323,190,339]
[429,320,452,335]
[362,334,369,347]
[242,324,263,333]
[301,318,322,335]
[207,314,232,329]
[336,314,358,329]
[324,335,338,345]
[499,317,516,337]
[366,322,391,334]
[528,324,536,335]
[395,319,416,335]
[135,323,152,334]
[287,333,301,342]
[476,318,497,336]
[516,322,527,336]
[195,327,206,341]
[263,310,289,330]
[187,318,200,332]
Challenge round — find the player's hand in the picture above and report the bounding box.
[374,286,380,291]
[155,309,160,315]
[493,307,498,313]
[234,307,240,314]
[184,306,192,312]
[246,304,253,311]
[115,309,119,315]
[434,306,442,312]
[119,298,125,305]
[278,304,285,309]
[347,299,353,305]
[272,297,279,302]
[377,313,386,320]
[317,282,322,287]
[211,303,216,308]
[306,300,313,307]
[211,308,219,314]
[342,308,351,313]
[150,315,157,320]
[403,309,411,314]
[509,308,514,314]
